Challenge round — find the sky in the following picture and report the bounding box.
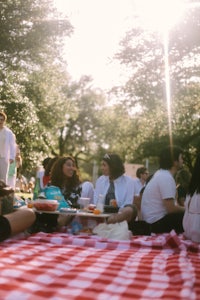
[53,0,135,90]
[53,0,188,90]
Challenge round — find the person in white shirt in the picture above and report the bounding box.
[141,145,185,234]
[94,153,137,225]
[94,153,135,208]
[183,153,200,243]
[0,111,16,184]
[7,144,22,189]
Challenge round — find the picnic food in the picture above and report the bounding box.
[33,200,58,211]
[93,208,101,215]
[88,204,96,211]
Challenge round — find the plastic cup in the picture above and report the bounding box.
[96,194,105,213]
[79,197,90,210]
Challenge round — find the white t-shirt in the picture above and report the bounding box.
[141,169,176,223]
[183,192,200,243]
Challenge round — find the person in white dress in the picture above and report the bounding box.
[183,153,200,243]
[0,112,16,184]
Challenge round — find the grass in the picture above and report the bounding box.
[15,192,33,200]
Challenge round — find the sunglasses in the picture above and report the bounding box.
[104,153,110,160]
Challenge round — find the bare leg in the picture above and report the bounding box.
[4,208,36,236]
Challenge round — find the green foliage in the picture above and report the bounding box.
[0,0,73,173]
[112,1,200,168]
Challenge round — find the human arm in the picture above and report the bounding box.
[163,198,185,213]
[107,205,137,224]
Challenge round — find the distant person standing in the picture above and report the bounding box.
[7,144,22,189]
[0,112,16,184]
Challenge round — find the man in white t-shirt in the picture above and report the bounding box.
[141,145,185,234]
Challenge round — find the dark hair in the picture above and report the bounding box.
[44,157,58,176]
[175,168,191,190]
[136,167,148,178]
[188,153,200,197]
[159,145,183,169]
[0,111,7,121]
[50,156,81,189]
[42,157,51,169]
[103,153,125,179]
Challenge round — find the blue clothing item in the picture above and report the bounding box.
[94,175,135,208]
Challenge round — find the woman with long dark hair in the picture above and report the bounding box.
[93,153,137,225]
[94,153,135,207]
[50,156,94,207]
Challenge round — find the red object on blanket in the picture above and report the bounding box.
[0,231,199,299]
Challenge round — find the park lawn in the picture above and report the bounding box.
[15,192,33,200]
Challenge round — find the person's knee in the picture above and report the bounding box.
[25,208,36,224]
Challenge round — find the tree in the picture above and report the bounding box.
[0,0,73,172]
[58,76,106,159]
[112,2,200,167]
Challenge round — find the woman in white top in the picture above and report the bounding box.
[93,153,137,226]
[183,153,200,243]
[94,153,135,208]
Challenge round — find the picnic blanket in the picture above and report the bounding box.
[0,230,199,300]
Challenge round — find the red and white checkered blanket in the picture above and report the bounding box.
[0,231,199,300]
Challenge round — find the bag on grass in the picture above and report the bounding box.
[93,221,131,240]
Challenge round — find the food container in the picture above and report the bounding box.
[33,199,58,212]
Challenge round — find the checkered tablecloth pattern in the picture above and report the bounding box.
[0,231,199,300]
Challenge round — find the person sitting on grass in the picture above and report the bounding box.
[0,183,36,242]
[141,145,185,234]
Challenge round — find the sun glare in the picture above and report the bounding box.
[134,0,186,32]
